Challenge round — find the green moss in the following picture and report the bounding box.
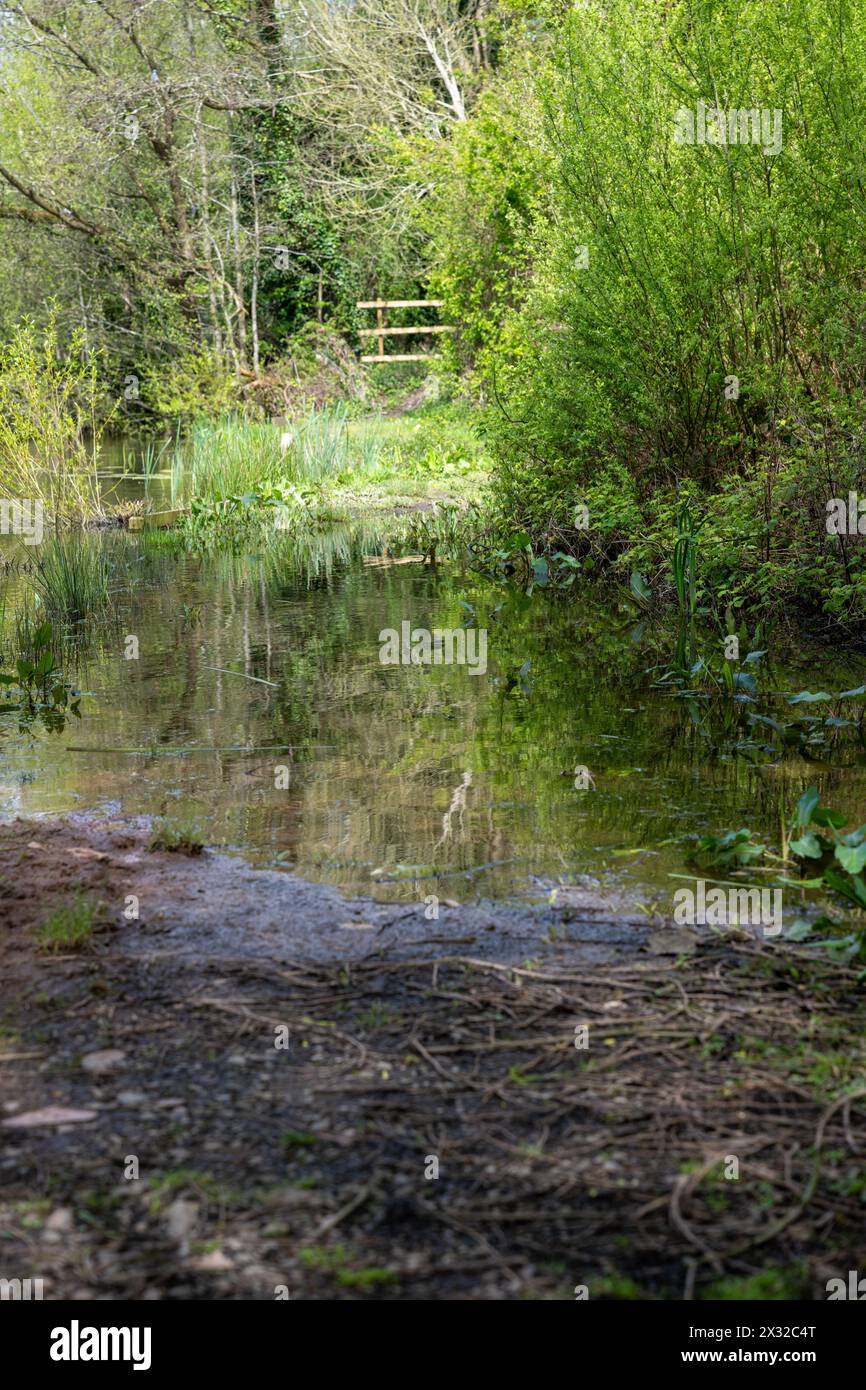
[703,1267,808,1301]
[299,1243,397,1290]
[590,1275,647,1300]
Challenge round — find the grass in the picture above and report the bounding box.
[341,403,489,496]
[15,1199,53,1229]
[179,416,284,504]
[6,597,47,668]
[34,535,114,627]
[588,1275,647,1300]
[355,1002,403,1032]
[169,407,483,544]
[157,400,490,546]
[178,406,374,506]
[146,1169,239,1215]
[148,819,205,855]
[35,893,99,952]
[177,401,489,513]
[287,404,358,483]
[282,1129,319,1148]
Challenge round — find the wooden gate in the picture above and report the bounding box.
[357,299,454,363]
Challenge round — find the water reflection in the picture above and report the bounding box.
[1,518,865,906]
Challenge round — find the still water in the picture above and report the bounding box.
[1,511,864,907]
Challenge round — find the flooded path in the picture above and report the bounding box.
[3,509,866,1301]
[2,516,864,920]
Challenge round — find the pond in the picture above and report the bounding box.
[1,508,865,910]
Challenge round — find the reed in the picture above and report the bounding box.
[34,535,112,626]
[672,502,699,671]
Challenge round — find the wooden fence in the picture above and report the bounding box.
[356,299,455,363]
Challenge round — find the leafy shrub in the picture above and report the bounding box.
[475,0,866,621]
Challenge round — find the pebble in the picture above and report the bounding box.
[188,1250,234,1272]
[82,1049,127,1074]
[46,1207,74,1233]
[117,1089,147,1106]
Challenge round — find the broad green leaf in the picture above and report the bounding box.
[793,786,820,827]
[824,867,866,908]
[835,843,866,874]
[787,691,833,704]
[789,833,822,859]
[747,712,784,732]
[630,570,651,601]
[784,921,812,940]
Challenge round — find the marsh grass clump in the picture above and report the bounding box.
[31,531,133,637]
[34,536,113,627]
[177,409,354,537]
[180,416,284,504]
[35,893,100,952]
[174,404,486,544]
[180,407,382,505]
[288,404,362,483]
[148,819,205,855]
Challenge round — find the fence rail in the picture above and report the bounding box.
[356,298,454,363]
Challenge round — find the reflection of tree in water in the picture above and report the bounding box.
[436,770,471,849]
[6,524,866,901]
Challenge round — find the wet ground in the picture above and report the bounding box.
[2,815,865,1300]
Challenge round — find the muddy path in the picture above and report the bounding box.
[1,816,865,1300]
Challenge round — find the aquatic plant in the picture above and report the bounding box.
[149,819,204,855]
[286,404,352,483]
[180,416,283,504]
[695,786,866,962]
[34,536,112,626]
[672,502,699,671]
[0,619,81,727]
[402,503,482,562]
